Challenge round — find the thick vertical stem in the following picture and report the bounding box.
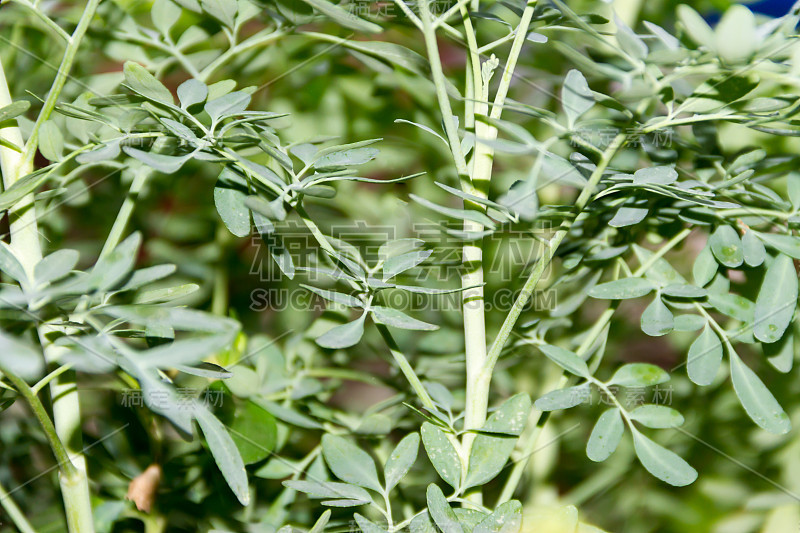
[0,1,101,530]
[462,2,537,449]
[419,0,490,447]
[0,58,41,274]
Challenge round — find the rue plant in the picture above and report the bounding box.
[0,0,799,531]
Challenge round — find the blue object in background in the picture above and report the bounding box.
[748,0,795,17]
[704,0,795,24]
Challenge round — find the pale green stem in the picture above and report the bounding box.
[497,226,692,502]
[375,323,436,411]
[460,4,538,450]
[12,0,71,43]
[0,478,37,533]
[295,204,435,411]
[480,134,627,405]
[212,224,231,316]
[20,0,101,174]
[99,168,151,258]
[419,0,469,178]
[199,29,286,82]
[0,1,101,530]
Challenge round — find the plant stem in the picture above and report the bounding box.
[20,0,102,175]
[212,224,231,316]
[460,3,538,454]
[375,323,436,411]
[497,226,692,501]
[0,364,74,473]
[0,477,37,533]
[0,2,101,530]
[199,29,286,82]
[99,168,151,258]
[0,57,42,274]
[480,134,627,402]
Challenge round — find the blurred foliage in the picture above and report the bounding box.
[1,0,800,533]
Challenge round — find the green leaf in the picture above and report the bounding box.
[284,480,371,503]
[88,232,141,291]
[0,100,30,122]
[161,118,198,143]
[102,305,238,334]
[0,331,44,381]
[0,241,28,284]
[38,120,63,161]
[340,40,428,75]
[710,226,743,268]
[541,151,587,188]
[302,285,362,308]
[641,296,674,336]
[214,172,251,237]
[589,278,654,300]
[715,5,756,64]
[123,147,190,174]
[755,233,800,260]
[481,393,531,436]
[426,484,463,533]
[687,324,722,386]
[608,363,669,387]
[562,69,594,128]
[633,166,677,186]
[464,396,531,488]
[754,255,797,343]
[614,13,648,59]
[643,21,680,50]
[123,62,174,105]
[310,510,332,533]
[707,292,755,322]
[729,351,791,434]
[119,264,176,291]
[677,5,715,48]
[693,246,717,287]
[205,92,251,122]
[383,433,419,492]
[300,0,382,33]
[226,401,277,465]
[378,238,424,260]
[315,313,366,349]
[764,332,794,373]
[538,344,590,378]
[609,205,648,227]
[178,79,208,109]
[34,249,79,285]
[201,0,237,27]
[661,284,706,298]
[382,249,431,281]
[742,230,766,267]
[152,0,182,35]
[421,422,461,490]
[370,306,437,331]
[674,314,705,332]
[629,405,684,428]
[316,147,379,168]
[321,434,382,492]
[586,408,624,462]
[256,400,323,429]
[77,140,121,163]
[473,501,522,533]
[354,514,389,533]
[534,384,590,411]
[194,406,250,505]
[410,194,497,230]
[632,430,697,486]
